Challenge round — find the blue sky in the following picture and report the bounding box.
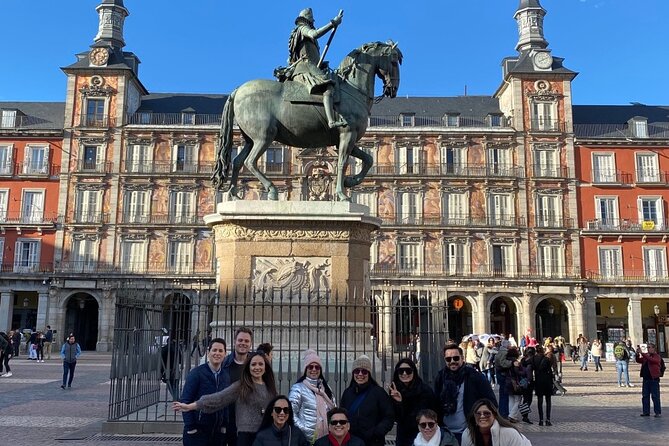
[1,0,668,105]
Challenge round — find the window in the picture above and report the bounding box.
[0,238,4,265]
[349,147,374,175]
[181,112,195,125]
[534,147,559,177]
[594,197,618,229]
[81,145,104,171]
[351,191,377,216]
[71,238,97,272]
[398,191,422,224]
[630,118,648,138]
[121,240,146,272]
[173,144,196,172]
[489,193,513,226]
[265,147,283,173]
[598,247,622,278]
[85,98,106,126]
[123,190,150,223]
[531,101,556,130]
[23,145,49,175]
[168,240,193,273]
[488,147,511,176]
[444,241,467,275]
[636,153,660,183]
[169,191,194,223]
[0,144,13,175]
[491,244,516,276]
[21,190,44,223]
[441,146,465,175]
[126,144,152,173]
[400,114,414,127]
[488,114,503,127]
[398,146,421,174]
[75,190,101,223]
[0,110,17,128]
[0,189,7,222]
[638,197,664,229]
[643,247,667,280]
[14,239,40,272]
[592,153,616,183]
[443,192,467,225]
[539,245,564,277]
[536,194,562,227]
[398,243,421,273]
[444,114,459,127]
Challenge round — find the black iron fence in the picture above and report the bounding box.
[109,282,448,423]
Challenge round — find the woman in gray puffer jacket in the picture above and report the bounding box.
[289,350,336,443]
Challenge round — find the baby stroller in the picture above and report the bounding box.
[553,373,567,396]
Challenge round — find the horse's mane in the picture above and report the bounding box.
[336,41,386,80]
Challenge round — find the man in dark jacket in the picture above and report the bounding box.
[314,408,365,446]
[179,337,230,446]
[434,343,498,444]
[636,343,662,417]
[60,334,81,388]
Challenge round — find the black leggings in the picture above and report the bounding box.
[536,393,552,421]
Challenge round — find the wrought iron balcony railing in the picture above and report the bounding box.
[529,119,566,132]
[368,115,512,129]
[126,113,221,126]
[371,263,581,279]
[586,270,669,284]
[584,218,667,232]
[119,213,205,225]
[0,212,61,225]
[635,171,669,185]
[0,263,54,274]
[535,217,574,229]
[74,160,114,174]
[532,166,570,179]
[77,115,116,128]
[368,163,525,178]
[72,212,110,224]
[55,261,214,276]
[383,214,527,228]
[591,170,633,185]
[121,161,214,175]
[15,162,60,177]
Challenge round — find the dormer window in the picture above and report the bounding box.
[181,108,196,125]
[400,113,414,127]
[444,114,460,127]
[488,114,503,127]
[629,116,648,138]
[0,109,17,128]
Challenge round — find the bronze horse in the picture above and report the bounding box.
[213,41,402,201]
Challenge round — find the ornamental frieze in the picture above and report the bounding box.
[214,223,371,243]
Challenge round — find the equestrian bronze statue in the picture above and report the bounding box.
[213,8,402,201]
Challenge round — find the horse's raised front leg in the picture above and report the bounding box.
[244,137,277,200]
[228,140,252,199]
[335,132,355,202]
[343,145,373,188]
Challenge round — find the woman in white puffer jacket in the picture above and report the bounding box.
[289,350,336,443]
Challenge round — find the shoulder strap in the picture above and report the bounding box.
[348,388,370,414]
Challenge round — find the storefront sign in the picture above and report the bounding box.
[453,298,464,311]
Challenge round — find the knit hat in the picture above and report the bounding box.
[352,354,372,373]
[302,349,323,371]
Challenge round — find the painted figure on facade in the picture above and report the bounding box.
[213,8,402,202]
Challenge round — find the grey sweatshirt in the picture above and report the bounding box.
[196,381,273,433]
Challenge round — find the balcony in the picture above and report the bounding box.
[591,170,633,185]
[368,115,511,129]
[382,214,526,228]
[368,163,524,178]
[535,217,574,229]
[73,212,110,225]
[371,263,580,280]
[119,213,205,225]
[532,166,569,179]
[126,113,221,126]
[121,161,214,175]
[586,270,669,284]
[15,162,60,177]
[74,159,113,174]
[636,171,669,185]
[529,119,566,132]
[76,115,116,128]
[584,218,667,232]
[55,261,214,276]
[0,212,61,226]
[0,263,54,274]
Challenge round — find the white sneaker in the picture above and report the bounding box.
[3,372,12,377]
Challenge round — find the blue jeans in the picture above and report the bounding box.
[62,361,76,387]
[642,378,661,415]
[580,353,588,370]
[496,371,509,417]
[593,355,602,371]
[616,360,630,385]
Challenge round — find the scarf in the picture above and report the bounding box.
[328,432,351,446]
[303,378,336,439]
[440,366,467,415]
[413,429,441,446]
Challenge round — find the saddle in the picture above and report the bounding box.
[274,64,341,104]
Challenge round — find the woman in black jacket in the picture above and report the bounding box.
[253,395,309,446]
[340,355,394,446]
[389,358,440,446]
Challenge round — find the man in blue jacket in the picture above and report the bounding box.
[179,337,229,446]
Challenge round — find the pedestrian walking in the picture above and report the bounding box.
[636,343,663,418]
[531,345,556,426]
[0,331,13,377]
[44,326,53,360]
[60,334,81,389]
[614,341,633,387]
[590,339,603,372]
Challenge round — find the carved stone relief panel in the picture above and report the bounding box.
[252,256,331,300]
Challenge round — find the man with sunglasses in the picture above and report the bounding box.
[434,343,498,444]
[314,408,365,446]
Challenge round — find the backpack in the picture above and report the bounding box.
[613,344,627,361]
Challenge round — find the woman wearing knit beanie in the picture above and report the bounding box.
[289,350,336,443]
[340,355,394,446]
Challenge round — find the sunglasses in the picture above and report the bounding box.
[444,356,461,363]
[418,421,436,429]
[306,364,321,371]
[273,407,290,414]
[397,368,413,375]
[330,419,348,426]
[353,368,369,376]
[475,411,492,418]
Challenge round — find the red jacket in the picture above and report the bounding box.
[636,352,662,379]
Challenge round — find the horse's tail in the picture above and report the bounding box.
[213,89,237,188]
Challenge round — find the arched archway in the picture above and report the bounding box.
[163,292,192,343]
[64,293,99,350]
[395,293,419,347]
[448,295,473,342]
[489,296,517,337]
[535,297,568,343]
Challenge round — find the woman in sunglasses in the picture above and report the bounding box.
[413,409,458,446]
[253,395,309,446]
[389,359,440,446]
[340,355,394,446]
[461,399,531,446]
[289,350,336,443]
[173,352,278,446]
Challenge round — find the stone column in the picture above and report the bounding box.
[96,287,113,352]
[474,291,488,335]
[627,297,643,347]
[573,289,588,342]
[379,290,393,352]
[36,291,50,330]
[0,291,13,332]
[521,291,533,336]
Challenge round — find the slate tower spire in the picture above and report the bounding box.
[514,0,548,53]
[93,0,129,49]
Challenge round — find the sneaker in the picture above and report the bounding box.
[640,413,650,417]
[538,420,544,426]
[655,414,661,418]
[619,384,625,387]
[627,383,635,387]
[2,372,12,377]
[522,417,533,425]
[60,385,65,389]
[545,420,553,426]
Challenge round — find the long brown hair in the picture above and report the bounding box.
[465,399,517,446]
[239,351,277,401]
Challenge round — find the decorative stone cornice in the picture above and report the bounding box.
[80,82,115,98]
[439,185,469,194]
[533,142,559,150]
[213,222,372,243]
[393,183,425,193]
[120,232,149,241]
[126,137,155,146]
[78,137,109,146]
[122,181,153,191]
[76,182,105,191]
[168,182,200,192]
[490,236,518,244]
[167,232,196,241]
[72,232,100,241]
[396,232,426,243]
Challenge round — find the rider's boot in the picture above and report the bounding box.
[324,90,347,128]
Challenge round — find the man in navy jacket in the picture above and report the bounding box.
[179,337,230,446]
